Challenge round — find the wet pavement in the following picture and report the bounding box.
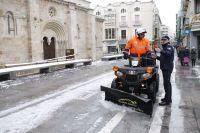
[149,59,200,133]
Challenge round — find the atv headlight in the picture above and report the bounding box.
[143,73,152,79]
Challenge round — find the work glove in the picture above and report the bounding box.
[155,48,161,53]
[123,51,129,59]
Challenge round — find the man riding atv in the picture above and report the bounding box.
[124,28,151,59]
[101,28,159,116]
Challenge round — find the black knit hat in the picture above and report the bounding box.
[161,35,170,40]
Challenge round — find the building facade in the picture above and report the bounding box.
[0,0,104,66]
[94,0,162,53]
[160,25,169,36]
[178,0,200,59]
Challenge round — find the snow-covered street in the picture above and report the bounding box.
[0,60,200,133]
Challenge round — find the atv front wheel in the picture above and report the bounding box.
[148,81,156,103]
[111,78,118,89]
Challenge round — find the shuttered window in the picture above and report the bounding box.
[195,0,200,13]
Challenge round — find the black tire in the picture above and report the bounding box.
[148,81,156,103]
[111,78,118,89]
[155,74,159,93]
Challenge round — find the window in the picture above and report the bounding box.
[195,0,200,13]
[121,30,126,39]
[154,28,158,39]
[96,11,100,15]
[111,29,115,38]
[105,29,108,39]
[105,14,116,26]
[49,7,56,17]
[105,28,116,39]
[134,7,140,11]
[121,16,126,25]
[108,46,117,53]
[121,16,126,22]
[6,11,16,36]
[109,29,112,39]
[121,8,126,13]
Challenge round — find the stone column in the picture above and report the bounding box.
[27,0,43,62]
[68,3,78,58]
[87,11,96,60]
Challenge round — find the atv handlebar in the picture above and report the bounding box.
[122,51,156,67]
[123,51,156,60]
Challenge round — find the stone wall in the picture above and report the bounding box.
[0,0,30,64]
[95,17,104,60]
[0,0,104,65]
[39,0,69,58]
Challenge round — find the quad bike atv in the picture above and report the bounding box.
[101,52,159,116]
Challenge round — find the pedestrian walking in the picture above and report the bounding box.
[183,47,190,66]
[155,35,174,106]
[191,47,197,67]
[178,47,184,66]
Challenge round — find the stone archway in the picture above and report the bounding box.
[42,21,67,59]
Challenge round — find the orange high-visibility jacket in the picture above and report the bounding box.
[125,36,151,56]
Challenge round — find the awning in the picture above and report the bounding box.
[191,28,200,32]
[106,43,117,46]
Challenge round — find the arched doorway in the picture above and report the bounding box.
[42,21,67,59]
[43,36,56,59]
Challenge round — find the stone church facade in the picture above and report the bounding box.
[0,0,104,65]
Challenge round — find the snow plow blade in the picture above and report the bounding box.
[101,86,153,116]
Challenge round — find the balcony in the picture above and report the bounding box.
[104,22,116,27]
[133,21,142,26]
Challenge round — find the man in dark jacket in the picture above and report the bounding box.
[155,35,174,106]
[191,47,197,67]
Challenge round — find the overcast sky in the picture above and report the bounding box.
[89,0,181,33]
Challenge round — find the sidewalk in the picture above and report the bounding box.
[150,57,200,133]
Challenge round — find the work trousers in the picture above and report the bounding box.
[162,70,172,102]
[191,59,196,67]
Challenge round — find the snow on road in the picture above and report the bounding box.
[0,72,114,133]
